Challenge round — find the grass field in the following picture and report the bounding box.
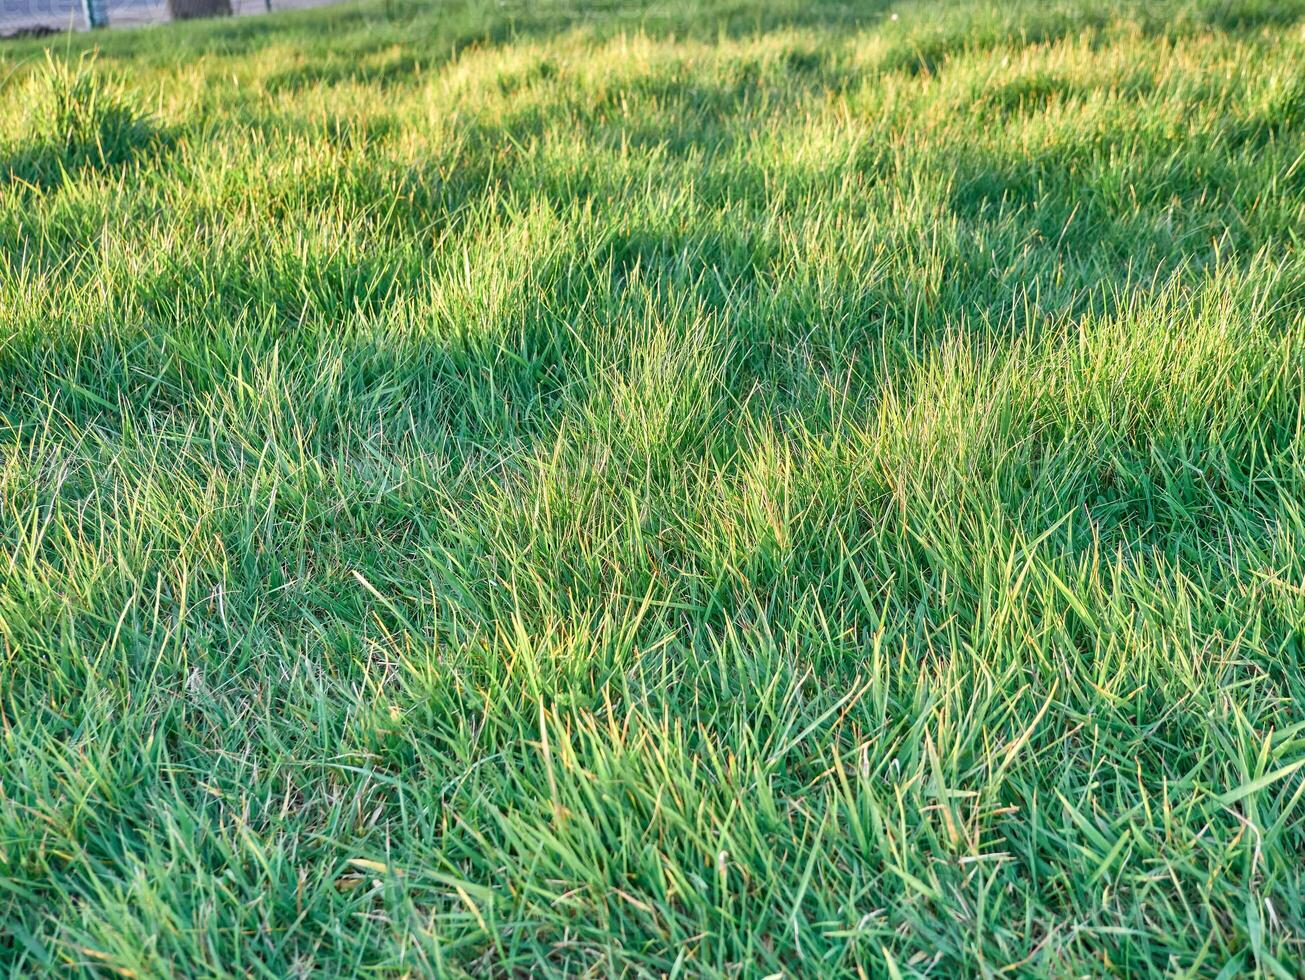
[2,0,1305,974]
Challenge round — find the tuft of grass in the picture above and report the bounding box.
[2,52,164,187]
[0,0,1304,976]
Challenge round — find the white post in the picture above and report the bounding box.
[81,0,108,27]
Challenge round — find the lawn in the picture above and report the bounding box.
[2,0,1304,974]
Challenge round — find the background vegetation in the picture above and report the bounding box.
[2,0,1304,974]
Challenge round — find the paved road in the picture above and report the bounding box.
[2,0,334,33]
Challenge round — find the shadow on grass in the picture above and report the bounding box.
[1,116,173,191]
[260,49,429,93]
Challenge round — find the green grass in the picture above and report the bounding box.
[1,0,1304,974]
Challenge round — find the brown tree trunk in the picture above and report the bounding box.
[167,0,232,19]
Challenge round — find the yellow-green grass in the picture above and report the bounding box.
[2,0,1305,974]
